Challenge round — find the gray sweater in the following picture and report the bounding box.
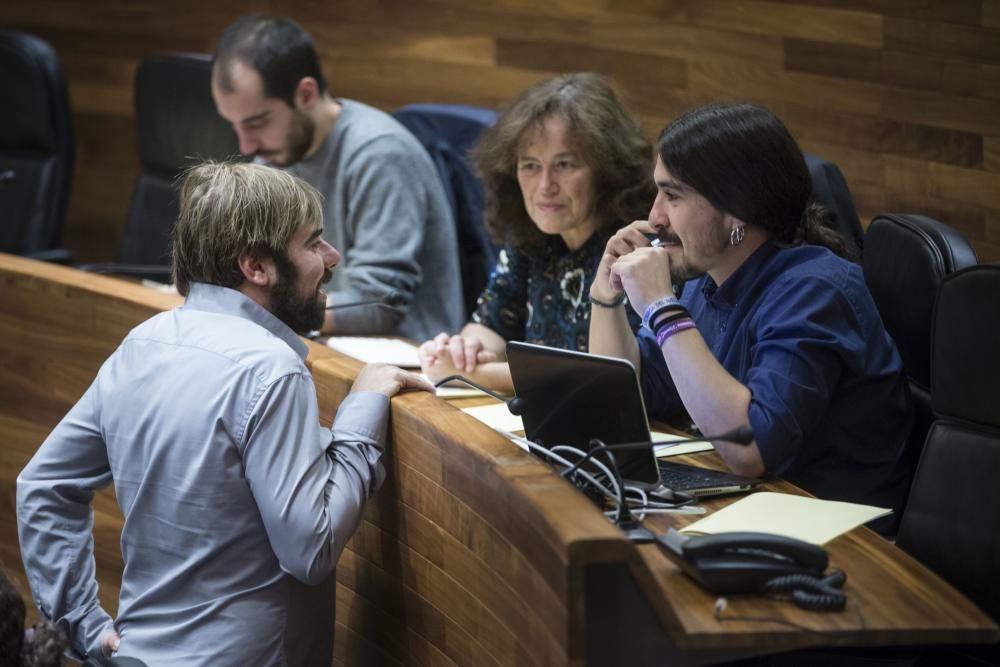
[289,99,463,340]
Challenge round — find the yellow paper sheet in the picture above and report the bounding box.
[680,492,891,545]
[460,403,524,433]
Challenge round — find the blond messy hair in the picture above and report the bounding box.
[171,161,322,296]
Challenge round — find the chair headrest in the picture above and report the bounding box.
[392,104,497,153]
[863,214,978,389]
[134,53,239,176]
[0,31,72,153]
[931,264,1000,429]
[803,153,864,258]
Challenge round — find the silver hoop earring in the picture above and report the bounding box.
[730,226,745,247]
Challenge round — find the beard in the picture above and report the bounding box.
[662,214,731,284]
[281,110,316,166]
[270,254,328,335]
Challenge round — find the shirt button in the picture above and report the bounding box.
[721,322,727,331]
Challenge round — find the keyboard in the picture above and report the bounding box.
[656,460,760,497]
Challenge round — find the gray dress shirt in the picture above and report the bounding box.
[17,283,389,666]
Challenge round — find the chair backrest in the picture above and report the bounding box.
[118,53,239,274]
[862,213,977,474]
[803,152,864,260]
[392,103,498,318]
[897,264,1000,620]
[0,31,73,256]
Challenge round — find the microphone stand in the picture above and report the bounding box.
[433,374,524,415]
[595,443,657,543]
[561,427,755,544]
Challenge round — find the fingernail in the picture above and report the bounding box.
[113,638,121,651]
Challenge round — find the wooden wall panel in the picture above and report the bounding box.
[2,0,999,261]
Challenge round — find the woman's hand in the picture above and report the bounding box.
[419,332,497,377]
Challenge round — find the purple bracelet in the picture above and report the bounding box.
[655,318,696,346]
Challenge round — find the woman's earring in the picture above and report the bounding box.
[730,225,745,247]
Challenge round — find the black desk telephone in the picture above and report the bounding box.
[657,529,847,611]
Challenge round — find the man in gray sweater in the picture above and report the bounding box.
[211,14,463,341]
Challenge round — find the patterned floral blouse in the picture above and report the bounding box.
[472,232,624,351]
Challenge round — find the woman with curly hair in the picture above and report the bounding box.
[419,72,654,391]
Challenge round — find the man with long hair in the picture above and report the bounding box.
[590,103,912,530]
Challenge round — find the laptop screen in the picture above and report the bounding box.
[506,341,661,486]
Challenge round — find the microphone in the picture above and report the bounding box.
[433,374,525,415]
[560,426,754,544]
[326,291,405,310]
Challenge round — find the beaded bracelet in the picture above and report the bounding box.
[590,292,626,308]
[655,318,696,346]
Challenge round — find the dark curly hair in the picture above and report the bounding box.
[472,72,655,250]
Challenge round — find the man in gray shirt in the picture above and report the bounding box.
[211,14,464,341]
[16,162,432,665]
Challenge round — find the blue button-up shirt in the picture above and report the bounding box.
[17,283,389,666]
[638,242,912,513]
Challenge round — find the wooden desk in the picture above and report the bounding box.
[1,253,996,667]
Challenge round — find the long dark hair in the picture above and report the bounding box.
[472,73,655,250]
[657,102,848,257]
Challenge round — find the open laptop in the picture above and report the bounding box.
[506,341,759,497]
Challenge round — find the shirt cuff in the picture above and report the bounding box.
[330,391,390,449]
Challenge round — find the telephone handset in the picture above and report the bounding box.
[657,529,847,610]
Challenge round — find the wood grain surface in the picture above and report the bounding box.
[1,1,999,261]
[1,254,996,666]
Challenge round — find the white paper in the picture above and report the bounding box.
[460,403,525,433]
[651,431,715,457]
[326,337,420,367]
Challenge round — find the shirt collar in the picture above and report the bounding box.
[702,241,781,308]
[182,283,309,360]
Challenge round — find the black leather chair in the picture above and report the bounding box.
[896,264,1000,664]
[862,214,977,488]
[804,152,864,261]
[82,53,239,281]
[0,30,73,262]
[392,103,498,319]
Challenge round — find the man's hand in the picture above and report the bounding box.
[351,363,434,397]
[100,629,121,656]
[592,221,656,303]
[610,245,674,316]
[418,332,496,376]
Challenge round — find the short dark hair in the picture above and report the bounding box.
[213,14,327,106]
[657,102,847,257]
[472,72,655,250]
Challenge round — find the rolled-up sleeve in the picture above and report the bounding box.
[239,375,389,584]
[16,379,115,657]
[744,277,850,476]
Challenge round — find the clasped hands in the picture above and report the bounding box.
[419,332,497,382]
[592,220,675,315]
